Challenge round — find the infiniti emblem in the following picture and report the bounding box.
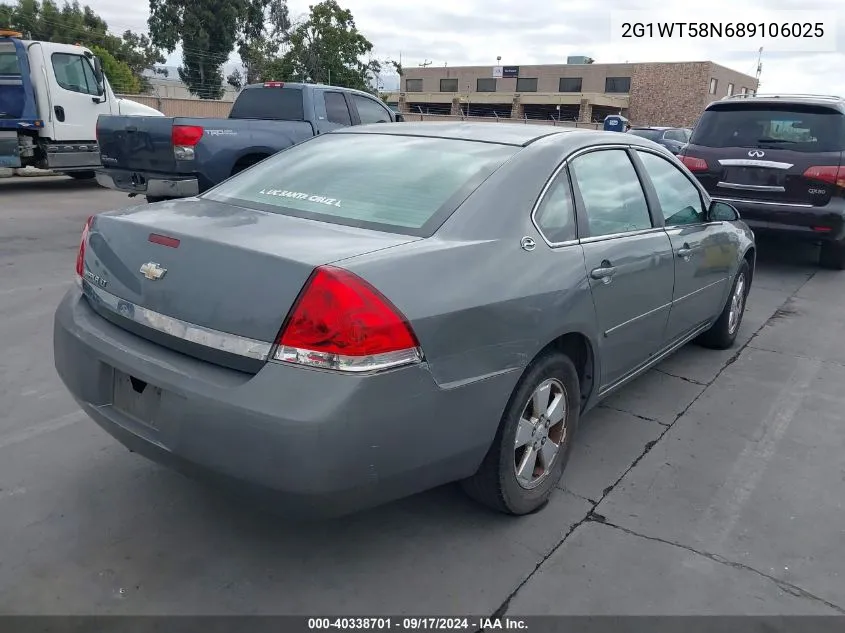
[748,150,765,158]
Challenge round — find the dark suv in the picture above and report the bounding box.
[628,126,692,154]
[678,94,845,269]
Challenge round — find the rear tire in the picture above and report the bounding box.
[697,259,750,350]
[819,241,845,270]
[461,352,580,515]
[68,171,95,180]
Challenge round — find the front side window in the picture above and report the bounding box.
[51,53,100,95]
[352,95,392,124]
[204,134,518,236]
[636,151,705,226]
[570,149,652,238]
[534,169,577,244]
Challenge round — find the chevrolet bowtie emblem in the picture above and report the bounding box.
[140,262,167,280]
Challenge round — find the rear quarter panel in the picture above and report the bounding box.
[339,134,602,394]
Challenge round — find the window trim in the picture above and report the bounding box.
[630,146,714,229]
[51,51,101,96]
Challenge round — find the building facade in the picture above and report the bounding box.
[385,60,758,127]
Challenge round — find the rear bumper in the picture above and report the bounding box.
[712,196,845,242]
[96,169,199,198]
[53,287,514,517]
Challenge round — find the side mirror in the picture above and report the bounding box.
[394,112,405,122]
[709,201,740,222]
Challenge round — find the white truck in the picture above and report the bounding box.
[0,29,163,178]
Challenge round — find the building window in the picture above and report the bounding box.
[516,77,538,92]
[740,86,748,94]
[727,83,734,96]
[405,78,422,92]
[559,77,582,92]
[440,78,458,92]
[709,78,718,94]
[605,76,631,93]
[476,78,497,92]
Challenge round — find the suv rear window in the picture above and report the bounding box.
[229,87,305,121]
[691,103,845,152]
[0,43,21,75]
[204,133,518,236]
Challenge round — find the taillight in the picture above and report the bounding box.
[75,215,94,278]
[679,155,708,172]
[172,125,204,160]
[264,81,284,88]
[803,166,845,188]
[274,266,422,372]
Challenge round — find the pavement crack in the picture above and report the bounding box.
[653,368,706,385]
[591,518,845,615]
[598,405,669,427]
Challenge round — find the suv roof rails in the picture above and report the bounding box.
[721,93,844,102]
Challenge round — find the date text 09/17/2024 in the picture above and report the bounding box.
[307,618,528,630]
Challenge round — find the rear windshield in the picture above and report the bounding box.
[629,129,662,141]
[691,104,845,152]
[0,43,21,75]
[203,133,519,236]
[229,87,305,121]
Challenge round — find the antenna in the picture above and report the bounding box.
[755,47,763,90]
[419,59,432,67]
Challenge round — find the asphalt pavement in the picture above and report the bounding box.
[1,176,843,615]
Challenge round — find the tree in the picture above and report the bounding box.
[0,0,165,91]
[147,0,288,99]
[90,44,140,93]
[274,0,378,92]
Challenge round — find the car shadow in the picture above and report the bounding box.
[0,175,102,193]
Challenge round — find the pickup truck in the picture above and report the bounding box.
[95,81,405,202]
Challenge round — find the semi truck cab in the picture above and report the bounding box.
[0,30,162,176]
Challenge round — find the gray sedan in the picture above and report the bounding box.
[54,123,755,517]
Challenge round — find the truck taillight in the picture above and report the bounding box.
[75,215,94,279]
[172,125,204,161]
[274,266,422,372]
[264,81,284,88]
[803,166,845,188]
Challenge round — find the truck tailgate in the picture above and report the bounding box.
[97,115,180,174]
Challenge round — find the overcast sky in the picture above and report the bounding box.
[88,0,843,95]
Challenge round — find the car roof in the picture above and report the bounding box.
[708,94,845,113]
[333,122,593,147]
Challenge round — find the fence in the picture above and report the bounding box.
[118,95,602,129]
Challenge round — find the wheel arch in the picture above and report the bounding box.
[529,330,598,413]
[229,148,275,176]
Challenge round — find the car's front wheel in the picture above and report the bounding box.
[698,259,750,350]
[819,241,845,270]
[461,351,580,515]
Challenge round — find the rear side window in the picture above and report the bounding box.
[229,87,305,121]
[324,91,351,125]
[0,43,21,75]
[204,133,519,236]
[691,104,845,152]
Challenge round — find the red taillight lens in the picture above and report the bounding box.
[171,125,204,147]
[679,155,708,172]
[75,215,93,278]
[803,165,845,188]
[264,81,284,88]
[274,266,421,372]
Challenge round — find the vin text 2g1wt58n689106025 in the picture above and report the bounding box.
[679,93,845,269]
[94,82,404,203]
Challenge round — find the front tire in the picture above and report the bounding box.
[819,241,845,270]
[461,352,580,515]
[698,259,750,350]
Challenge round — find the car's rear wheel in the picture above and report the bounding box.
[819,241,845,270]
[461,352,580,515]
[697,259,750,350]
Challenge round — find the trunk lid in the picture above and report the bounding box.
[83,198,421,365]
[97,114,180,173]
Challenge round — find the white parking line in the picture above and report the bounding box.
[0,410,87,451]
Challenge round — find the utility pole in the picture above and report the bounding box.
[419,60,432,67]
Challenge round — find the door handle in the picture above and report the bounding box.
[590,262,616,284]
[54,105,65,122]
[677,244,693,261]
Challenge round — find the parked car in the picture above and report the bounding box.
[678,93,845,269]
[94,81,404,202]
[55,123,754,518]
[628,126,692,154]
